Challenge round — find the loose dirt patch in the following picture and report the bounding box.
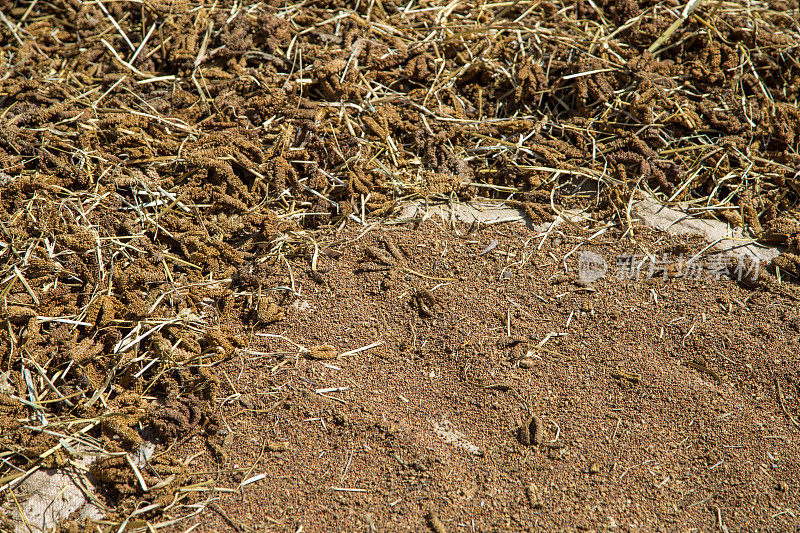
[175,219,800,532]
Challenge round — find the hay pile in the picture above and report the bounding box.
[0,0,798,528]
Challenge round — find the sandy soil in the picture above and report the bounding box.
[173,218,800,532]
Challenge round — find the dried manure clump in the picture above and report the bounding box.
[0,0,799,530]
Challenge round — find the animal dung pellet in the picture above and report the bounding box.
[526,483,544,509]
[531,415,544,445]
[517,417,532,446]
[518,414,544,446]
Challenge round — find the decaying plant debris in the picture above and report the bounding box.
[0,0,798,529]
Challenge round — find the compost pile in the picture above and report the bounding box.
[0,0,799,528]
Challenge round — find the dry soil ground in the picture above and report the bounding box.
[172,216,800,532]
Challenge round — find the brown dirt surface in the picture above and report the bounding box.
[169,219,800,532]
[0,0,799,530]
